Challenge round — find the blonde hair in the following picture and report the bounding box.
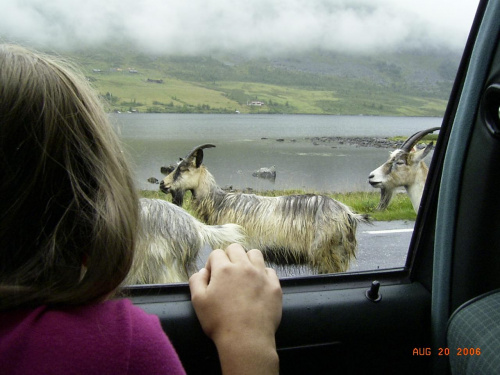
[0,44,139,310]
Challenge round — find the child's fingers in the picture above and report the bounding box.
[189,267,210,294]
[246,248,266,268]
[224,243,249,263]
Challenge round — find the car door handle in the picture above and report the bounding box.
[482,83,500,138]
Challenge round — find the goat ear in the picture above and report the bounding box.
[185,144,215,168]
[413,142,434,162]
[194,149,204,168]
[184,149,204,168]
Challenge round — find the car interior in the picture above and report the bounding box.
[125,0,500,373]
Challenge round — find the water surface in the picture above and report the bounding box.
[112,113,441,192]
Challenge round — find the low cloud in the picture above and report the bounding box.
[0,0,479,55]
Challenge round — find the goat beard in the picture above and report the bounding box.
[171,190,185,206]
[376,187,394,211]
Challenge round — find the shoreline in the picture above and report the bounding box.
[308,136,404,149]
[262,136,405,149]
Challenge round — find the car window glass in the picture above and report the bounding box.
[0,0,478,283]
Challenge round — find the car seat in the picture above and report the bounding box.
[447,289,500,374]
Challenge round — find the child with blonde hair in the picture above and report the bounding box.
[0,44,281,375]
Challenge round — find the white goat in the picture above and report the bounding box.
[123,198,246,285]
[368,127,440,213]
[160,144,369,274]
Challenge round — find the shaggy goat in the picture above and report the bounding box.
[160,144,369,274]
[368,127,440,213]
[123,198,246,285]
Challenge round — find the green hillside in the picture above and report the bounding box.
[68,47,459,116]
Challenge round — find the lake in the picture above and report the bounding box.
[111,113,442,193]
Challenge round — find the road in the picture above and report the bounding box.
[349,220,414,272]
[197,220,415,277]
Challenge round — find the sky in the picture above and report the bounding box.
[0,0,480,56]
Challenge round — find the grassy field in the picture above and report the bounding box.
[389,134,439,143]
[88,70,448,116]
[67,48,452,116]
[140,189,417,222]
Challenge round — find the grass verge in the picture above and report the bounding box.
[140,189,416,221]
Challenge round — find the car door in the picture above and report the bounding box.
[430,0,500,373]
[126,1,500,374]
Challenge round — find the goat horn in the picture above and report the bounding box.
[185,144,216,158]
[401,127,440,152]
[184,144,216,168]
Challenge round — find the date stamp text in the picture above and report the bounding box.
[413,347,481,356]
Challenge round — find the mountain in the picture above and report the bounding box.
[68,47,461,116]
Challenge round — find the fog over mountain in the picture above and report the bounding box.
[1,0,478,56]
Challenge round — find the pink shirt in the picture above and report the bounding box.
[0,298,186,374]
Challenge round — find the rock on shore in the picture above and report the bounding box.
[307,136,405,149]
